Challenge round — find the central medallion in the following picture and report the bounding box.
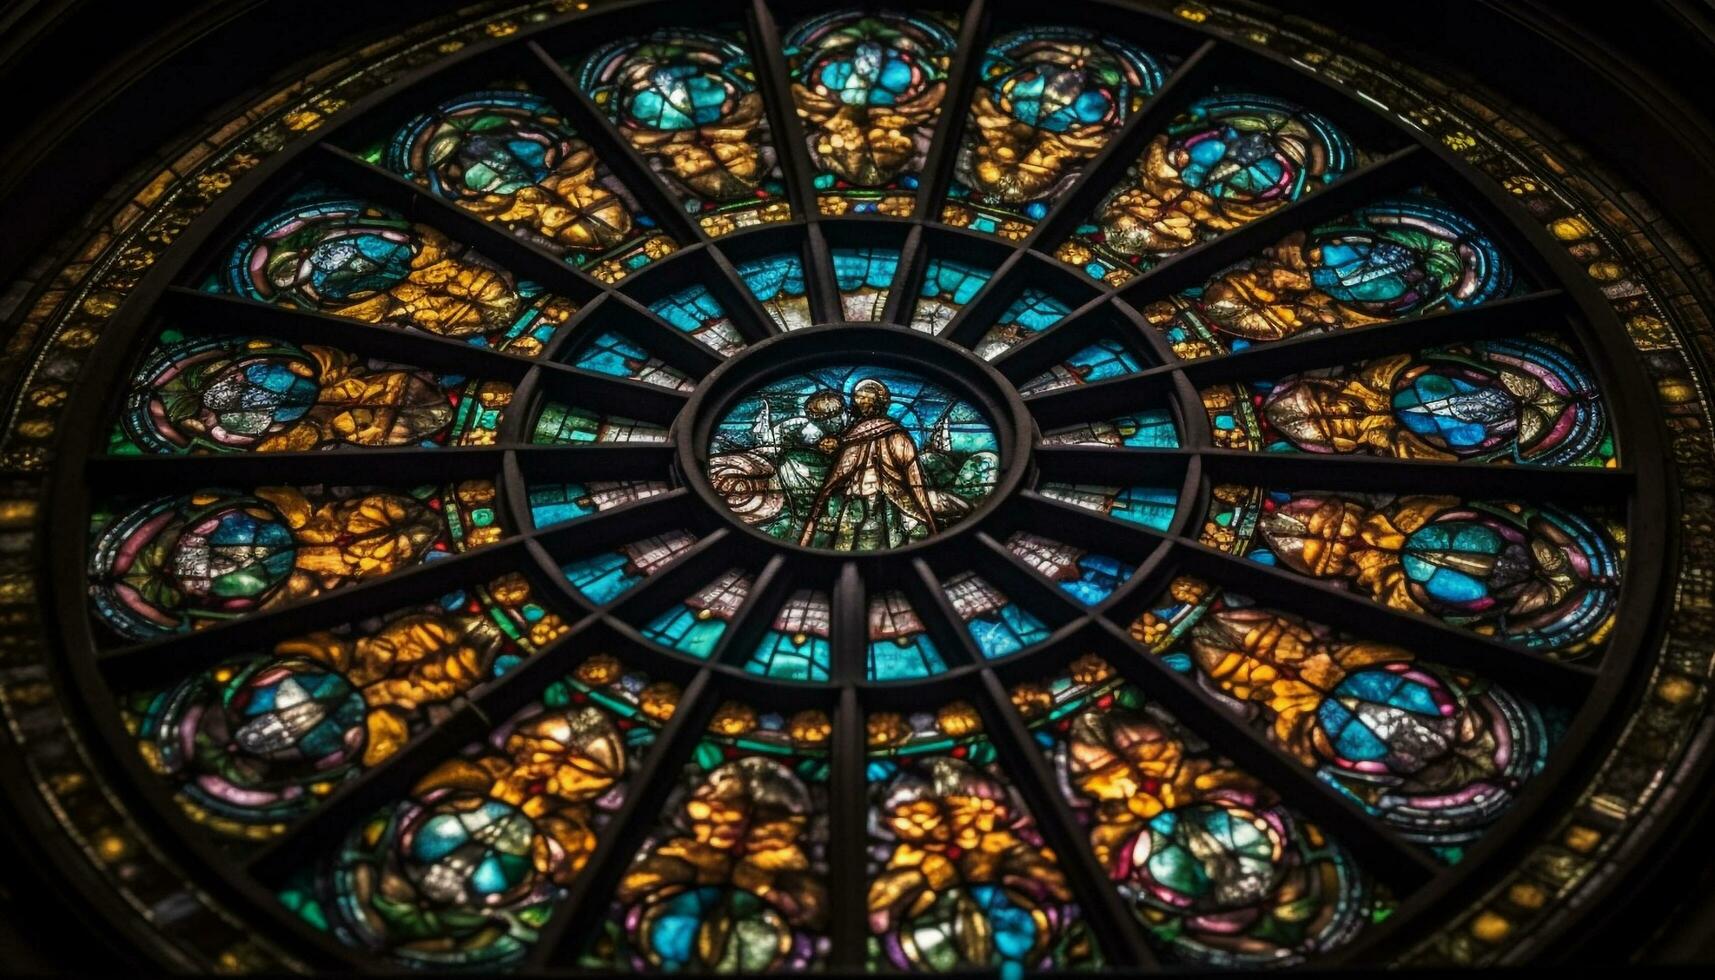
[682,325,1028,554]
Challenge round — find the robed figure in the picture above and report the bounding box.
[800,379,938,550]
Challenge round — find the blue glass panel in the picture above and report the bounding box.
[736,253,812,330]
[648,284,744,355]
[572,332,692,389]
[832,247,900,321]
[560,531,696,604]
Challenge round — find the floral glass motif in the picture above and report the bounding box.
[649,283,745,356]
[527,480,671,528]
[786,9,959,216]
[747,589,834,681]
[1006,531,1135,606]
[364,87,677,280]
[211,185,576,357]
[941,570,1052,659]
[866,704,1099,973]
[832,246,900,321]
[561,530,699,606]
[1132,575,1556,860]
[640,567,753,659]
[108,331,510,454]
[1013,656,1386,966]
[1060,93,1366,285]
[867,589,944,679]
[946,27,1168,238]
[571,332,694,390]
[737,253,813,331]
[584,703,831,972]
[88,482,501,642]
[1202,486,1624,656]
[127,573,568,839]
[1146,192,1516,359]
[1201,333,1614,466]
[707,365,1001,551]
[576,27,789,234]
[280,655,680,968]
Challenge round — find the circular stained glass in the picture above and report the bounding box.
[707,361,1001,551]
[2,0,1712,974]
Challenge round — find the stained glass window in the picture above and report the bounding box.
[7,0,1702,972]
[348,86,678,278]
[786,9,959,216]
[575,26,790,234]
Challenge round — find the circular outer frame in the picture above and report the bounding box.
[0,0,1708,973]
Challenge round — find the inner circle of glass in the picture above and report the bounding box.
[39,1,1674,974]
[706,362,1002,550]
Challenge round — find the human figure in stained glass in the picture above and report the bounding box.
[709,365,1001,550]
[800,379,942,549]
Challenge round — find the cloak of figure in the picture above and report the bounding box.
[800,379,937,550]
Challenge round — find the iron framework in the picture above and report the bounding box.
[31,0,1676,971]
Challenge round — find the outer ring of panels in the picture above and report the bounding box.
[28,0,1677,973]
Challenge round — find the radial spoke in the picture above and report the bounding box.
[879,225,927,326]
[1117,144,1430,304]
[935,251,1064,349]
[531,486,696,561]
[533,361,691,423]
[1195,449,1632,500]
[970,531,1090,626]
[510,441,677,482]
[533,287,613,363]
[1032,444,1190,485]
[1176,289,1571,385]
[746,0,819,218]
[706,246,785,340]
[533,669,721,968]
[972,669,1160,965]
[603,527,738,621]
[155,286,537,381]
[985,291,1121,381]
[86,445,509,490]
[933,40,1219,347]
[306,142,609,301]
[828,685,868,967]
[243,696,496,881]
[1171,537,1599,697]
[913,0,991,221]
[909,557,983,668]
[831,561,867,683]
[1009,489,1173,560]
[241,606,609,882]
[1015,39,1220,254]
[602,290,728,377]
[803,222,844,324]
[707,553,791,668]
[1022,369,1179,429]
[519,39,706,244]
[1032,444,1631,501]
[96,539,533,690]
[1081,618,1443,891]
